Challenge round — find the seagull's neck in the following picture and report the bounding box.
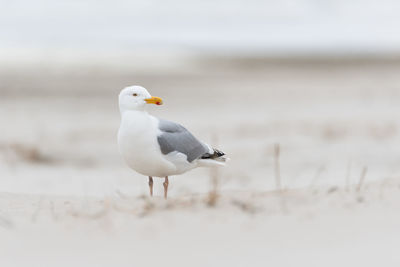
[120,110,152,124]
[120,108,148,117]
[119,109,154,133]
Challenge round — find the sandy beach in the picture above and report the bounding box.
[1,58,400,266]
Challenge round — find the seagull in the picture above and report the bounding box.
[118,85,228,198]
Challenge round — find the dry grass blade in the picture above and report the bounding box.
[345,161,352,192]
[356,166,368,192]
[274,143,282,192]
[207,132,220,207]
[31,195,44,222]
[207,166,219,207]
[308,165,325,189]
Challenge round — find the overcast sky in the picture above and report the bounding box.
[1,0,400,55]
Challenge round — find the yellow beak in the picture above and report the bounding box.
[145,96,163,105]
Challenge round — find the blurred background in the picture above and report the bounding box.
[2,1,400,266]
[1,0,400,197]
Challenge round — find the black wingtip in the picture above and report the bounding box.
[201,148,226,159]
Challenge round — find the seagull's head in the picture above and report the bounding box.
[119,85,163,113]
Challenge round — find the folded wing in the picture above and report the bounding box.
[157,119,210,162]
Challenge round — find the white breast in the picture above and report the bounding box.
[118,111,176,177]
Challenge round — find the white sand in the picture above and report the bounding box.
[0,182,399,267]
[0,60,400,266]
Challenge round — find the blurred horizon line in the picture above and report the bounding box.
[3,47,400,71]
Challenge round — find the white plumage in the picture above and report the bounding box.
[117,85,228,198]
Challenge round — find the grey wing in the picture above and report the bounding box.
[157,119,209,162]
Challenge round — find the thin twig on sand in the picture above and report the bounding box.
[274,143,282,192]
[345,161,352,192]
[308,165,325,189]
[273,143,288,213]
[207,167,219,207]
[356,166,368,192]
[31,195,44,222]
[207,133,220,207]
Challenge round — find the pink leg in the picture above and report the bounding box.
[163,176,169,199]
[148,176,153,197]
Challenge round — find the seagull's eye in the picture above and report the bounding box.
[132,93,138,97]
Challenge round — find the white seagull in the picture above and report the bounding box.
[118,85,228,198]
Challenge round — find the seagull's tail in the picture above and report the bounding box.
[197,148,229,167]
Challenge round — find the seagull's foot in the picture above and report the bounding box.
[163,176,169,199]
[148,176,154,197]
